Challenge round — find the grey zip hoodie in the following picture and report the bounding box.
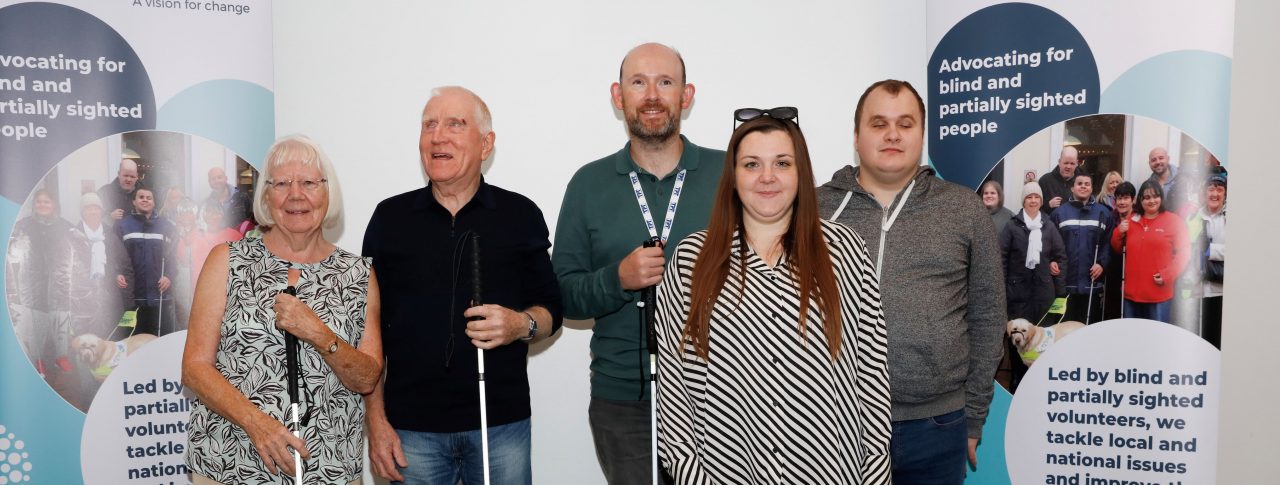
[818,164,1006,439]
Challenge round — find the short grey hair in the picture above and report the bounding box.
[252,134,343,229]
[427,86,493,135]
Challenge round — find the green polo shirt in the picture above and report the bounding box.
[553,135,725,401]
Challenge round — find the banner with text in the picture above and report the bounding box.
[0,1,272,483]
[926,2,1234,485]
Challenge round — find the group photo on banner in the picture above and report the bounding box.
[990,114,1226,392]
[8,130,257,411]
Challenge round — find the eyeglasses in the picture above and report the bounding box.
[423,118,468,134]
[267,178,327,193]
[733,106,799,129]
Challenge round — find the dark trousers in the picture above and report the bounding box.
[134,301,175,337]
[1202,296,1223,349]
[1008,299,1050,324]
[589,398,672,485]
[1064,292,1103,324]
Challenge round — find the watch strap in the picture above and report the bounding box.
[521,311,537,341]
[325,337,339,354]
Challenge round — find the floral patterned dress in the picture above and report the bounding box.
[186,236,371,484]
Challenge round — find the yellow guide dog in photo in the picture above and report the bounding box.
[1007,318,1086,367]
[70,333,157,381]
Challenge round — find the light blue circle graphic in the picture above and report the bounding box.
[158,79,274,169]
[1100,50,1232,163]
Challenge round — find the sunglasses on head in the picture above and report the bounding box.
[733,106,799,129]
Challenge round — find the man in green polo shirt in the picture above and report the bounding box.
[553,42,724,484]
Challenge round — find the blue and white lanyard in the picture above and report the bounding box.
[629,169,687,245]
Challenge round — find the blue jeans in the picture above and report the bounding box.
[394,418,531,485]
[1124,298,1172,323]
[891,409,967,485]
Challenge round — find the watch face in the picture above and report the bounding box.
[328,341,339,354]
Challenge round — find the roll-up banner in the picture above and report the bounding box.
[925,2,1233,485]
[0,1,272,483]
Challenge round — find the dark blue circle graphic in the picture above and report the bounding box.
[0,2,156,201]
[928,2,1099,189]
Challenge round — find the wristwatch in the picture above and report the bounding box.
[325,337,339,355]
[520,312,538,342]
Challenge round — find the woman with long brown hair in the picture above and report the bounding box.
[655,112,891,484]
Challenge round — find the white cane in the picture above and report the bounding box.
[641,237,660,485]
[291,403,302,484]
[1120,233,1127,318]
[478,347,490,485]
[1085,244,1099,324]
[157,257,165,335]
[649,353,658,485]
[469,234,491,485]
[642,301,658,485]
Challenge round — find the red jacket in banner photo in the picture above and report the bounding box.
[1111,211,1190,304]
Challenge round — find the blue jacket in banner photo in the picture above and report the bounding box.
[116,212,175,306]
[1051,198,1113,294]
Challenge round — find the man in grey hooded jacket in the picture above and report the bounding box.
[817,79,1005,485]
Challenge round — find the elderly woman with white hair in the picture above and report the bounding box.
[183,135,383,485]
[69,191,132,337]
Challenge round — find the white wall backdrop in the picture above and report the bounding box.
[273,1,1280,483]
[1218,0,1280,483]
[273,2,926,483]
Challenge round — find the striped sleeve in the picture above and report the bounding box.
[656,232,713,484]
[824,220,892,484]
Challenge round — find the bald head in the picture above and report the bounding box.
[426,86,493,135]
[1057,146,1079,178]
[118,159,139,190]
[1149,147,1170,177]
[619,42,686,85]
[1060,146,1078,161]
[208,166,229,193]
